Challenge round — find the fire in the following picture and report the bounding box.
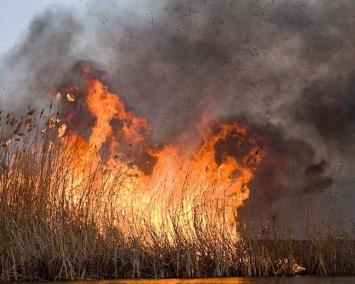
[56,74,265,241]
[85,78,149,150]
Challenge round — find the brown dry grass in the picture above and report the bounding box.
[0,108,354,281]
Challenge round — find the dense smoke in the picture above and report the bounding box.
[1,0,354,223]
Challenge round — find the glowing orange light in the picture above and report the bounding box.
[57,75,265,241]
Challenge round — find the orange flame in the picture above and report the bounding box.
[58,75,265,240]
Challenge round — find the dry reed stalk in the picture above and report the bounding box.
[0,109,354,280]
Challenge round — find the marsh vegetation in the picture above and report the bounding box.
[0,106,354,282]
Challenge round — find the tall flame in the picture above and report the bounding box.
[57,75,264,241]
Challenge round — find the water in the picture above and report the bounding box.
[54,277,355,284]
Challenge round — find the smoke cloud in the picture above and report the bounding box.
[1,0,354,224]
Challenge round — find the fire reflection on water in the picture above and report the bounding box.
[53,276,355,284]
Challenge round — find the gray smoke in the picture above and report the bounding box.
[1,0,354,225]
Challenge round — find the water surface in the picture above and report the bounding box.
[60,277,355,284]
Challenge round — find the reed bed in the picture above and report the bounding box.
[0,109,354,281]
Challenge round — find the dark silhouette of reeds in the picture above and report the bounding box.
[0,109,354,281]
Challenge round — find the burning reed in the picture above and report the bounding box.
[0,77,354,281]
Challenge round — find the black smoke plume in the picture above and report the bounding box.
[1,0,354,225]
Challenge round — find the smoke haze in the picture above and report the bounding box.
[1,0,354,225]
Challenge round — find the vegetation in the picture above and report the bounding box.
[0,108,354,281]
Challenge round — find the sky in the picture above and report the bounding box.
[0,0,85,56]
